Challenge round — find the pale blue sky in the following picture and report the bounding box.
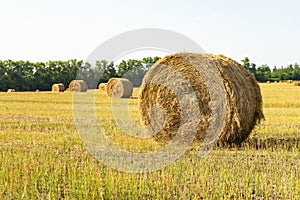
[0,0,299,68]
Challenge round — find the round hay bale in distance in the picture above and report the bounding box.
[98,83,107,92]
[52,83,65,92]
[294,82,300,86]
[106,78,133,98]
[138,53,264,146]
[7,89,15,92]
[69,80,88,92]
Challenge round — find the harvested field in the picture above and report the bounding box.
[0,82,299,199]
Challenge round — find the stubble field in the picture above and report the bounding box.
[0,83,299,199]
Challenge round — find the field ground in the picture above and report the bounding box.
[0,83,299,199]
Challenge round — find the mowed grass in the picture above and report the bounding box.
[0,83,299,199]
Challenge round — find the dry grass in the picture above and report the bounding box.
[0,83,299,199]
[7,89,15,92]
[138,53,264,145]
[106,78,133,98]
[52,83,65,92]
[69,80,88,92]
[98,83,107,92]
[294,82,300,86]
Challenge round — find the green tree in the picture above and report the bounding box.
[142,56,161,70]
[96,60,116,83]
[0,60,9,90]
[241,57,256,75]
[117,59,143,87]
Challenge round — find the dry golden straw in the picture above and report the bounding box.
[7,89,15,92]
[106,78,133,98]
[98,83,107,92]
[294,82,300,86]
[138,53,264,146]
[69,80,88,92]
[52,83,65,92]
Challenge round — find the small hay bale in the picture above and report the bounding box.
[98,83,107,92]
[106,78,133,98]
[274,81,278,83]
[52,83,65,92]
[69,80,88,92]
[35,89,40,92]
[138,53,264,146]
[294,82,300,86]
[7,89,15,92]
[266,81,271,84]
[287,80,293,84]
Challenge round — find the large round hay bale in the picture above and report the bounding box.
[52,83,65,92]
[138,53,264,146]
[69,80,88,92]
[7,89,15,92]
[294,82,300,86]
[106,78,133,98]
[98,83,107,92]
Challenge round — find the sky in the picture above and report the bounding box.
[0,0,299,68]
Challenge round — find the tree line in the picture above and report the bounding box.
[242,57,300,82]
[1,56,299,91]
[0,57,160,91]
